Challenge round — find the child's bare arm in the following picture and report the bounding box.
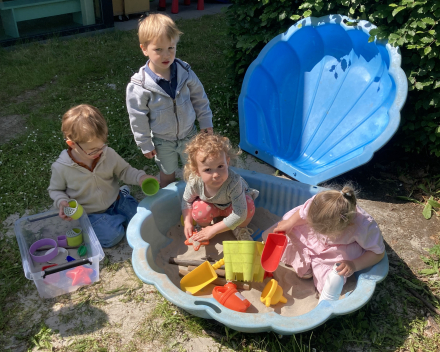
[337,251,385,277]
[182,208,194,239]
[191,221,229,242]
[273,210,307,233]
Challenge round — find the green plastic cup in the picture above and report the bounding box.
[141,178,160,196]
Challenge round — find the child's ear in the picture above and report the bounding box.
[227,157,230,166]
[140,44,148,57]
[66,140,75,148]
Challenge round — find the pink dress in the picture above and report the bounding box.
[280,196,385,293]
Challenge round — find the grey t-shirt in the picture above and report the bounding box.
[181,168,259,229]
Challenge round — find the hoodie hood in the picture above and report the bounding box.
[131,58,191,94]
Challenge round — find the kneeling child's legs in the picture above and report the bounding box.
[88,212,126,248]
[192,199,220,227]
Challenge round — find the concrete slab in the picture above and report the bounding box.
[114,0,230,31]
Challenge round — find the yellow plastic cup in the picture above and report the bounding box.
[66,227,83,247]
[141,178,160,196]
[64,199,84,220]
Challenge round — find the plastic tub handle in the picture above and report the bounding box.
[42,258,92,278]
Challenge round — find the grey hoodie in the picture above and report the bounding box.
[126,59,213,154]
[48,147,146,214]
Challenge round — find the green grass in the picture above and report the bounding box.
[1,13,440,352]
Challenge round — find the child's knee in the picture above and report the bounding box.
[91,214,126,248]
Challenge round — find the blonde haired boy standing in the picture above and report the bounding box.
[126,14,213,188]
[48,104,157,248]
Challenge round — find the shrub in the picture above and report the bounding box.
[226,0,440,156]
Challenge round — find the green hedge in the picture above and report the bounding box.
[226,0,440,156]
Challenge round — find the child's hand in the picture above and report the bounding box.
[192,226,216,241]
[58,200,73,221]
[143,150,157,159]
[336,261,356,277]
[201,128,213,135]
[184,221,194,239]
[273,220,292,234]
[138,174,159,187]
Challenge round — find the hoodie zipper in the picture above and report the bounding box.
[173,97,179,139]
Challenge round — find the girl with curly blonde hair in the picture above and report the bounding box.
[181,132,259,241]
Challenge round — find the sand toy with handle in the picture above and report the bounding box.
[260,279,288,307]
[180,259,225,294]
[261,232,287,272]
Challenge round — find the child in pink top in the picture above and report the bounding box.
[262,185,385,294]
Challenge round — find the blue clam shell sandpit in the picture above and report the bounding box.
[239,14,408,185]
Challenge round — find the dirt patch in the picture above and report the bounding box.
[2,152,439,351]
[0,115,26,144]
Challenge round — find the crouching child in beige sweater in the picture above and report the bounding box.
[48,104,157,247]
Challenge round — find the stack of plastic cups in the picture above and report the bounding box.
[318,263,345,303]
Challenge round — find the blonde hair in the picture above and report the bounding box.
[307,185,357,237]
[61,104,108,144]
[183,133,238,181]
[138,14,183,46]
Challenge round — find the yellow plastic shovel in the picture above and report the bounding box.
[180,259,225,295]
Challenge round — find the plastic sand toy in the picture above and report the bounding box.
[180,261,218,294]
[261,232,287,272]
[260,279,288,307]
[66,228,83,246]
[66,265,94,286]
[141,178,160,196]
[223,240,265,282]
[213,282,251,312]
[63,199,84,220]
[184,232,209,251]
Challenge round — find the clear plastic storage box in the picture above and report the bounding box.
[14,209,105,299]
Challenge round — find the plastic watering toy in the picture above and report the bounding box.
[64,199,83,220]
[213,282,251,312]
[261,232,287,272]
[141,178,160,196]
[238,15,408,185]
[260,279,287,307]
[223,241,265,282]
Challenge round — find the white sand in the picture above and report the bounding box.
[155,208,356,316]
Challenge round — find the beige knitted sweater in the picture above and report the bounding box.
[48,147,146,214]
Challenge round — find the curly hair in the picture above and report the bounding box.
[307,185,358,237]
[183,132,239,181]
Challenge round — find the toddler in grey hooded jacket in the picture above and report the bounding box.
[126,58,213,156]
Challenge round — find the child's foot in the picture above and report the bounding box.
[232,227,253,241]
[120,185,130,196]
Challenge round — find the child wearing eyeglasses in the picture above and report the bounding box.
[48,104,157,247]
